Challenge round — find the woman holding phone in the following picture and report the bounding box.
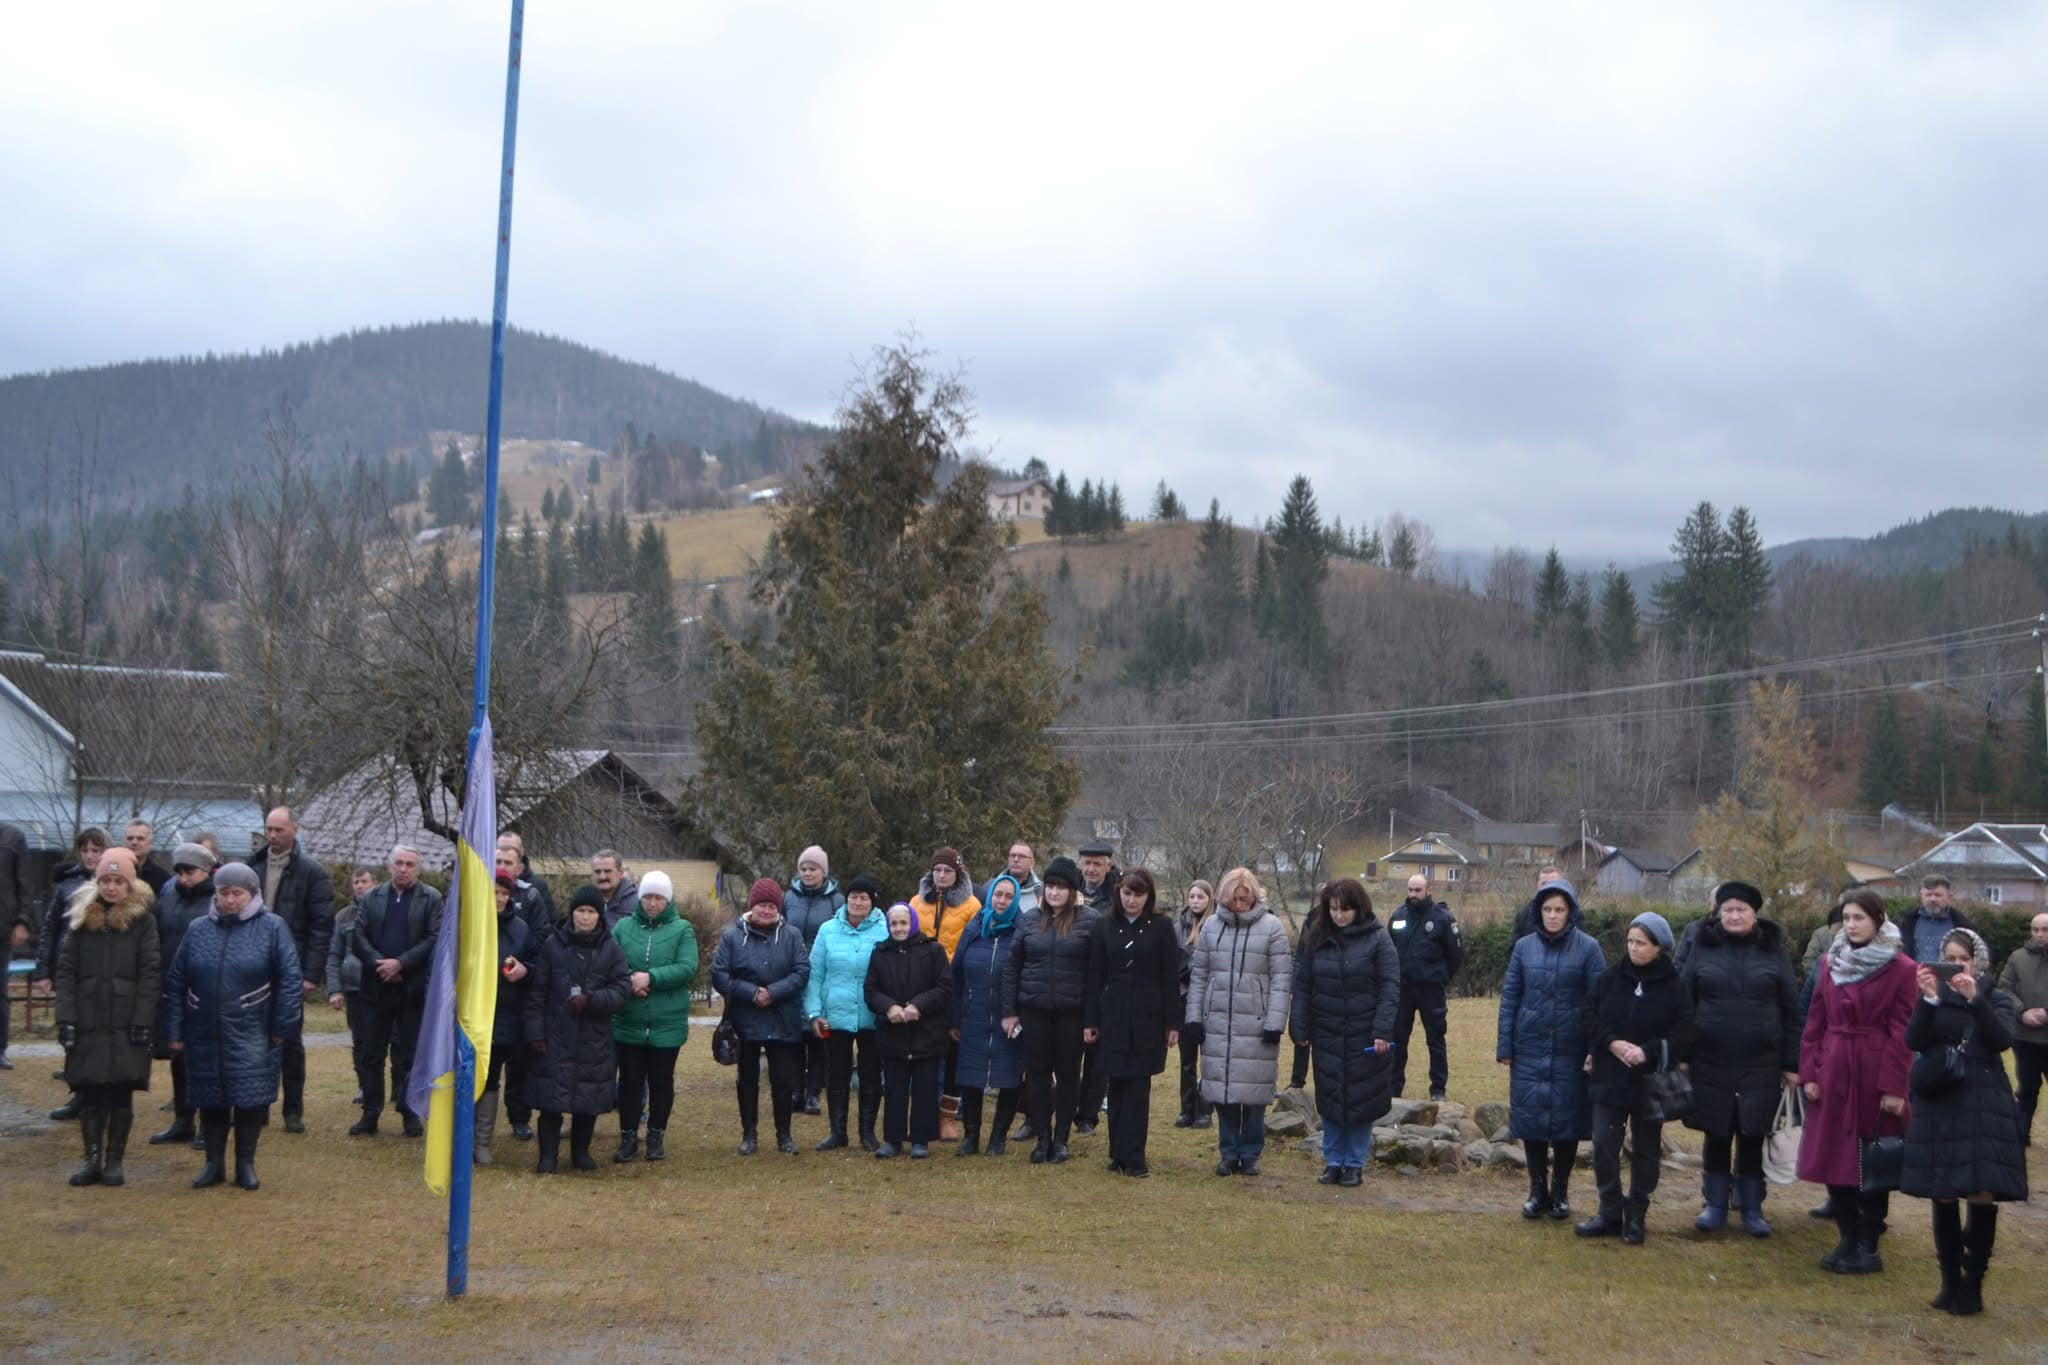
[1902,927,2027,1315]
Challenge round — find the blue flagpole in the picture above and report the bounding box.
[450,0,524,1302]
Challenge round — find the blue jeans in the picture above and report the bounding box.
[1322,1121,1374,1167]
[1216,1102,1266,1162]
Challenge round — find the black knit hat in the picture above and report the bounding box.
[846,873,882,900]
[570,884,606,913]
[1043,856,1083,890]
[1712,880,1764,912]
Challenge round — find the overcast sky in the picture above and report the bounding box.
[5,2,2045,562]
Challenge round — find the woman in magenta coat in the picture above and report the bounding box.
[1797,889,1916,1277]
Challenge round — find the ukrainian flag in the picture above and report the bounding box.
[406,717,500,1195]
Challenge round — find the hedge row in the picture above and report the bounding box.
[1447,897,2038,997]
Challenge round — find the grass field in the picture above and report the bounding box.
[2,998,2041,1361]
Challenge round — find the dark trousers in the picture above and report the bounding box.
[1592,1102,1662,1215]
[355,986,424,1120]
[617,1043,680,1132]
[1524,1140,1580,1196]
[1393,982,1450,1097]
[825,1028,881,1134]
[959,1085,1019,1139]
[1077,1036,1108,1117]
[280,1031,306,1118]
[1178,1034,1207,1119]
[1216,1102,1266,1162]
[2013,1040,2047,1145]
[484,1045,511,1094]
[502,1047,531,1122]
[1107,1075,1153,1168]
[796,1031,829,1106]
[1022,1007,1085,1141]
[883,1054,943,1145]
[1702,1131,1764,1178]
[1290,1041,1312,1090]
[737,1039,799,1136]
[169,1053,190,1118]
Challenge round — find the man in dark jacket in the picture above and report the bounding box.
[498,832,556,927]
[0,820,33,1070]
[1387,873,1463,1101]
[494,842,554,943]
[348,845,444,1138]
[1897,874,1982,967]
[120,821,172,897]
[1073,840,1121,1130]
[491,842,551,1138]
[591,848,637,931]
[1996,911,2048,1147]
[247,806,335,1132]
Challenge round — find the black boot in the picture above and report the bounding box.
[819,1087,850,1150]
[858,1089,881,1153]
[956,1124,980,1157]
[1929,1202,1962,1312]
[150,1111,196,1145]
[644,1128,665,1161]
[570,1118,597,1171]
[101,1107,132,1187]
[1317,1164,1342,1185]
[1952,1204,1997,1316]
[1030,1134,1052,1165]
[776,1127,797,1155]
[1823,1196,1872,1274]
[193,1116,229,1188]
[233,1114,263,1190]
[68,1103,105,1187]
[536,1115,561,1173]
[816,1125,848,1152]
[1809,1191,1835,1220]
[987,1092,1017,1157]
[737,1129,758,1157]
[50,1092,82,1122]
[1522,1145,1550,1219]
[1548,1156,1574,1220]
[614,1129,639,1164]
[1621,1199,1647,1245]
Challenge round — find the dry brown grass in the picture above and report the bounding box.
[1,998,2041,1361]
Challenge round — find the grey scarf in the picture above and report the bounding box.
[1827,921,1903,986]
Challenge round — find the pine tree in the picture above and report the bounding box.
[1598,565,1640,669]
[2015,674,2048,812]
[629,521,682,677]
[1565,573,1598,672]
[1722,506,1772,658]
[604,511,633,592]
[588,455,602,486]
[1533,548,1571,629]
[1150,481,1186,522]
[692,342,1078,894]
[1045,472,1074,538]
[1965,725,2002,803]
[1268,475,1329,661]
[1857,694,1911,811]
[1387,523,1418,577]
[541,486,556,521]
[427,442,471,527]
[1107,482,1126,534]
[1912,709,1955,812]
[1193,500,1243,639]
[1652,501,1726,649]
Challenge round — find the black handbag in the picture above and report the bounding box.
[711,996,739,1067]
[1643,1051,1694,1124]
[1858,1135,1905,1192]
[1909,1027,1971,1099]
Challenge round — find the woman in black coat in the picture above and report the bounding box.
[865,903,954,1159]
[54,847,161,1189]
[1903,928,2028,1316]
[1000,858,1102,1165]
[1083,869,1182,1178]
[1681,881,1800,1237]
[521,889,630,1173]
[1287,878,1399,1187]
[1577,911,1694,1243]
[148,844,217,1147]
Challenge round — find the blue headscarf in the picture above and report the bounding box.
[982,875,1024,935]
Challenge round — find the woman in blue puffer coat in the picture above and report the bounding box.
[803,873,889,1152]
[952,874,1028,1157]
[1497,878,1605,1221]
[165,862,302,1193]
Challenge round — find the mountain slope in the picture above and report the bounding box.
[0,320,817,491]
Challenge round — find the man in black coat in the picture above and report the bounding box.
[348,845,444,1138]
[1387,873,1463,1101]
[492,840,552,1139]
[120,821,171,897]
[0,820,32,1070]
[498,832,557,928]
[247,806,335,1133]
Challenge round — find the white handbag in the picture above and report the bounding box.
[1762,1082,1805,1186]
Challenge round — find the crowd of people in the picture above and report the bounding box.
[12,814,2043,1319]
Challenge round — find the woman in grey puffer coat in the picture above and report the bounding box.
[1184,867,1293,1176]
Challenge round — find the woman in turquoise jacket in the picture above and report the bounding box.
[610,872,699,1164]
[804,874,889,1151]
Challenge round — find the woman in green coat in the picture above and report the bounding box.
[610,871,699,1163]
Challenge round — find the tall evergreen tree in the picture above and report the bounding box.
[1598,564,1640,669]
[1912,709,1956,812]
[1964,725,2002,803]
[692,343,1078,894]
[1150,481,1186,522]
[427,442,471,527]
[1533,548,1571,629]
[2016,674,2048,813]
[1192,499,1243,639]
[1722,506,1772,658]
[1857,693,1911,811]
[1652,501,1726,649]
[1387,522,1418,576]
[1268,475,1329,661]
[629,521,682,677]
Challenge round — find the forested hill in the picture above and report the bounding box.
[0,321,817,491]
[1629,506,2048,591]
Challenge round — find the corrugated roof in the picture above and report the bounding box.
[1896,823,2048,881]
[0,650,247,786]
[1472,819,1565,847]
[1603,847,1681,874]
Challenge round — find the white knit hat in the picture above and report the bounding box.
[638,870,673,902]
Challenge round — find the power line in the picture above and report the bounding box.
[1050,618,2040,737]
